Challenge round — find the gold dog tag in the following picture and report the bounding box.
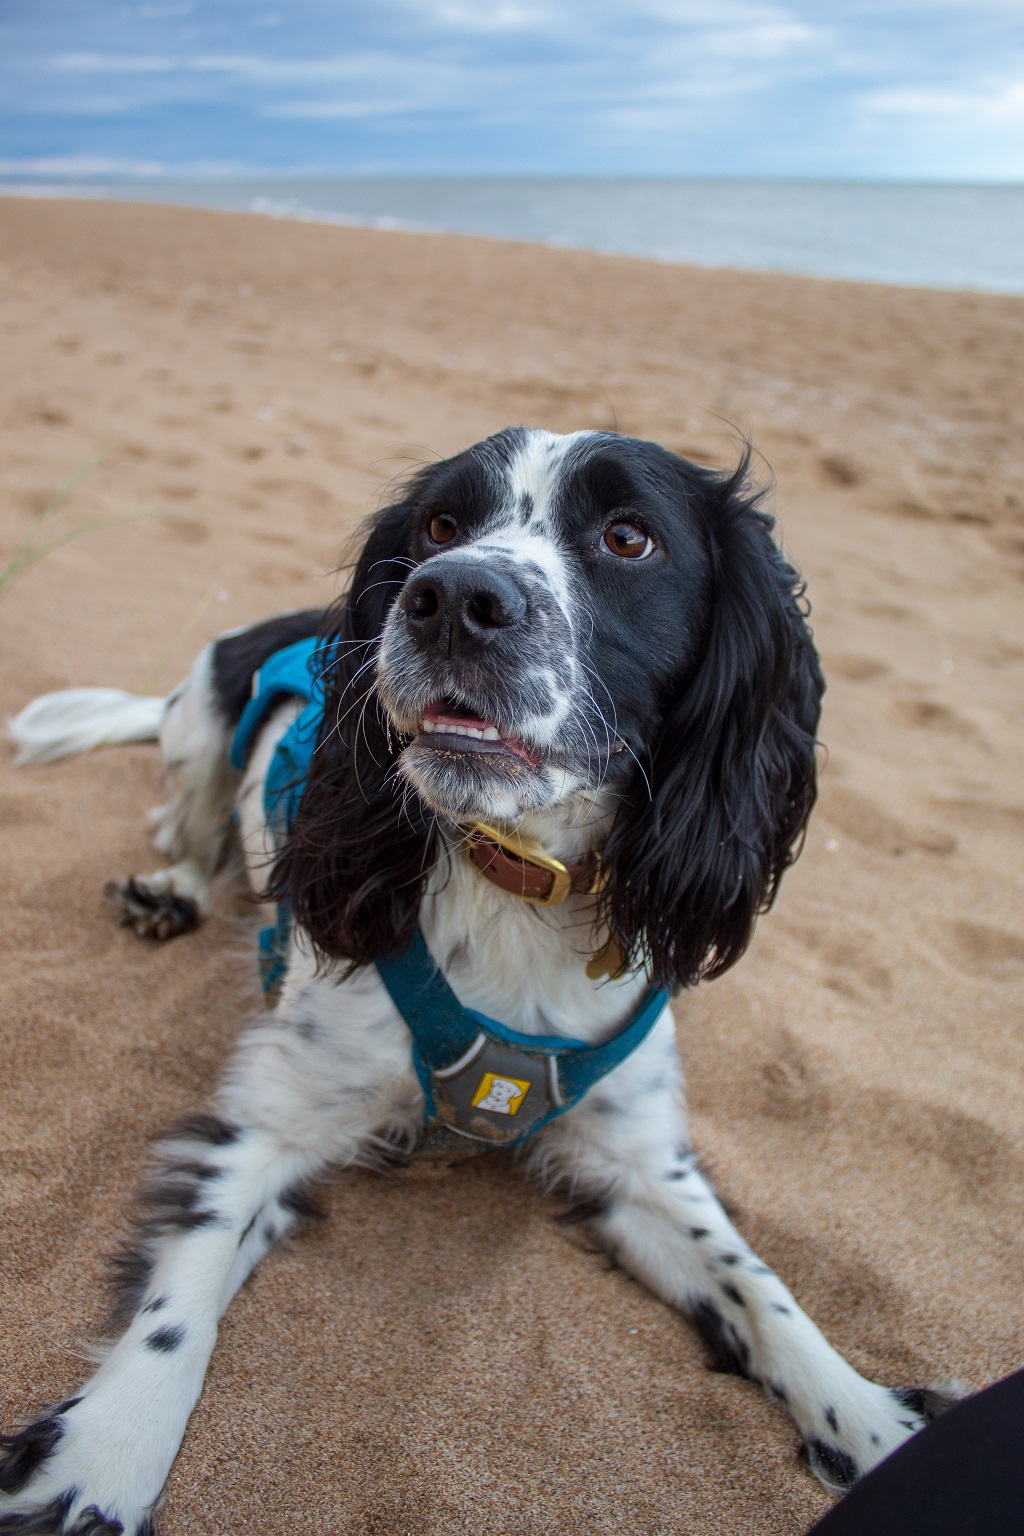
[586,933,627,981]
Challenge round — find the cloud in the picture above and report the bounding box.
[53,52,179,74]
[0,153,177,176]
[266,98,418,121]
[867,79,1024,124]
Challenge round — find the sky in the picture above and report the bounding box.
[1,1,1023,181]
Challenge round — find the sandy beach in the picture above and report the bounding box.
[1,196,1022,1535]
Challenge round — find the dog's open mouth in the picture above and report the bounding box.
[415,702,541,768]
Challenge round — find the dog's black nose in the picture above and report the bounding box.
[399,560,527,651]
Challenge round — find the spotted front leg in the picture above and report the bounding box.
[533,1011,956,1493]
[0,959,424,1536]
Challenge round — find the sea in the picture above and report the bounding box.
[3,177,1023,294]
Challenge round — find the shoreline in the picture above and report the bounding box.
[2,181,1023,296]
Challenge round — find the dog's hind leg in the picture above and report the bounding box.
[108,608,325,940]
[106,644,238,940]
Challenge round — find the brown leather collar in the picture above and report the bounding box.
[465,821,602,907]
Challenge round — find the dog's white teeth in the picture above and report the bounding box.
[420,720,493,740]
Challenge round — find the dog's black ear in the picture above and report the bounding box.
[269,491,435,968]
[602,454,824,992]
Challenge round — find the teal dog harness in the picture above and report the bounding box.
[230,637,670,1150]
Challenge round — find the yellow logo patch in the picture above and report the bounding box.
[471,1072,532,1116]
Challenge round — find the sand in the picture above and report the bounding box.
[0,196,1022,1536]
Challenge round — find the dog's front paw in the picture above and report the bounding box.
[801,1381,959,1493]
[0,1401,156,1536]
[104,877,199,942]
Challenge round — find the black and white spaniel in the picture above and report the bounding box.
[1,429,952,1535]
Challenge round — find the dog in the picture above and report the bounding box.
[0,428,953,1535]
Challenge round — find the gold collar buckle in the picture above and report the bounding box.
[468,821,575,906]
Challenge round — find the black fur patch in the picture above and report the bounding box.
[891,1385,958,1422]
[162,1161,222,1183]
[804,1439,859,1490]
[107,1243,155,1326]
[767,1380,789,1406]
[720,1252,741,1265]
[824,1405,838,1432]
[686,1299,752,1378]
[278,1182,323,1223]
[145,1325,185,1353]
[557,1194,611,1226]
[107,1117,238,1324]
[688,1226,710,1240]
[0,1489,76,1533]
[137,1174,217,1232]
[720,1281,746,1307]
[771,1302,791,1315]
[211,608,325,725]
[140,1297,167,1315]
[169,1113,239,1147]
[0,1418,64,1496]
[69,1506,124,1535]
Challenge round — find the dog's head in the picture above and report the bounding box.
[275,428,824,991]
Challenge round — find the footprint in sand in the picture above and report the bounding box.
[819,453,862,487]
[22,399,70,427]
[787,918,893,1002]
[760,1030,831,1120]
[825,653,891,683]
[927,797,1024,838]
[0,792,43,829]
[161,515,209,545]
[820,785,957,858]
[893,695,977,737]
[940,919,1024,978]
[856,599,915,624]
[252,530,299,548]
[875,1091,1014,1190]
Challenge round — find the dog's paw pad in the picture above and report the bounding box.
[104,878,199,941]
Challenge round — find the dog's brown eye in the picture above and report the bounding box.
[427,511,459,546]
[602,521,653,559]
